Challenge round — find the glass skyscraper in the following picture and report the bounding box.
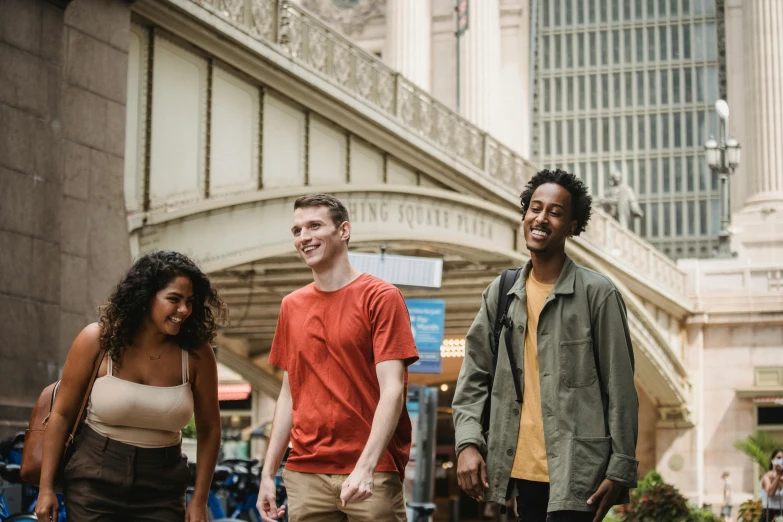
[533,0,723,259]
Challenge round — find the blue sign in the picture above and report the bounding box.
[406,299,445,374]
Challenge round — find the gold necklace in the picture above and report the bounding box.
[148,346,166,360]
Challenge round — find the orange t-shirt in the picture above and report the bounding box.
[268,273,419,478]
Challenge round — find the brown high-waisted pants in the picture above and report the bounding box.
[63,425,191,522]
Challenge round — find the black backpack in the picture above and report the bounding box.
[480,268,524,434]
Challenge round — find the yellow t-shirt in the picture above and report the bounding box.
[510,272,554,481]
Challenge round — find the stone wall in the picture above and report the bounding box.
[0,0,132,438]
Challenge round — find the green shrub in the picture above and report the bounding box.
[735,431,783,473]
[737,498,762,522]
[687,506,721,522]
[615,470,721,522]
[181,415,197,439]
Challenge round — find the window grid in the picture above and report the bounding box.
[533,0,721,259]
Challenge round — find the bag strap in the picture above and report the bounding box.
[491,268,522,403]
[65,347,107,447]
[492,268,521,357]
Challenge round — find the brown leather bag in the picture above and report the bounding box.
[20,347,106,486]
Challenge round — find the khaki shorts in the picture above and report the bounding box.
[283,469,406,522]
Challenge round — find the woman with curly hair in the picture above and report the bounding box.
[35,251,227,522]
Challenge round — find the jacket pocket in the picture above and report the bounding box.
[560,338,597,388]
[570,436,611,500]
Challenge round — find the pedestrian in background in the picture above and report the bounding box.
[453,169,639,522]
[256,194,419,522]
[35,251,226,522]
[720,471,732,522]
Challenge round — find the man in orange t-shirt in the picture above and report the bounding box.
[256,194,419,522]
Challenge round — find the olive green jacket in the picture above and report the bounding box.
[452,257,638,512]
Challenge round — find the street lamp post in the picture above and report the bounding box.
[704,100,741,257]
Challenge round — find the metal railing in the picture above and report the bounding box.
[186,0,687,301]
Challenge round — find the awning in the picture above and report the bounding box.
[752,396,783,405]
[218,383,252,401]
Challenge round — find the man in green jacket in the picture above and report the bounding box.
[453,169,638,522]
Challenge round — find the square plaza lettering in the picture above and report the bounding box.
[346,200,494,240]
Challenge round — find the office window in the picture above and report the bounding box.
[624,29,633,63]
[672,24,680,59]
[673,112,682,147]
[699,201,707,234]
[685,112,694,147]
[602,74,610,108]
[662,113,670,148]
[614,116,622,151]
[661,70,669,104]
[636,71,645,107]
[565,0,573,25]
[626,115,634,150]
[591,118,598,152]
[688,201,696,235]
[567,77,574,111]
[673,68,681,103]
[650,115,658,149]
[555,121,563,154]
[663,158,671,193]
[624,0,632,20]
[687,155,696,192]
[601,31,609,65]
[555,78,563,112]
[579,76,586,110]
[658,0,667,17]
[659,26,668,61]
[648,70,657,105]
[579,119,587,153]
[684,67,694,102]
[568,121,575,154]
[638,116,646,150]
[577,34,585,66]
[555,35,562,68]
[602,117,610,152]
[650,158,659,193]
[625,72,633,107]
[651,202,660,236]
[675,158,684,192]
[613,0,620,21]
[590,74,598,109]
[566,34,574,68]
[683,24,691,59]
[637,28,645,62]
[589,0,597,23]
[639,161,647,194]
[675,202,683,236]
[590,162,599,194]
[664,202,672,236]
[590,32,598,65]
[613,73,621,108]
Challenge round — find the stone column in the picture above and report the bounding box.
[384,0,431,91]
[459,0,501,133]
[743,0,783,206]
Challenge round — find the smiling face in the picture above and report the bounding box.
[148,276,194,337]
[292,205,350,270]
[523,182,577,256]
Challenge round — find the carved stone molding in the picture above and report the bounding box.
[301,0,385,35]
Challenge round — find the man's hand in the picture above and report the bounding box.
[457,445,488,501]
[587,478,624,522]
[340,465,374,506]
[257,475,286,522]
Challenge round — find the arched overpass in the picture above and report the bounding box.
[125,0,694,424]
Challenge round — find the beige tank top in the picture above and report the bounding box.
[85,350,194,448]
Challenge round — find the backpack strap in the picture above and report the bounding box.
[492,268,521,356]
[493,268,523,404]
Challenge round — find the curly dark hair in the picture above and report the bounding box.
[519,168,593,236]
[769,448,783,470]
[99,251,227,365]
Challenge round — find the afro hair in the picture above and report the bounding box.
[519,168,593,236]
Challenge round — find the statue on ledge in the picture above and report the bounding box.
[600,171,644,229]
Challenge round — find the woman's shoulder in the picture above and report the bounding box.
[71,323,102,352]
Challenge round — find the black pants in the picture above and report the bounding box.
[761,508,783,521]
[516,480,595,522]
[63,425,191,522]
